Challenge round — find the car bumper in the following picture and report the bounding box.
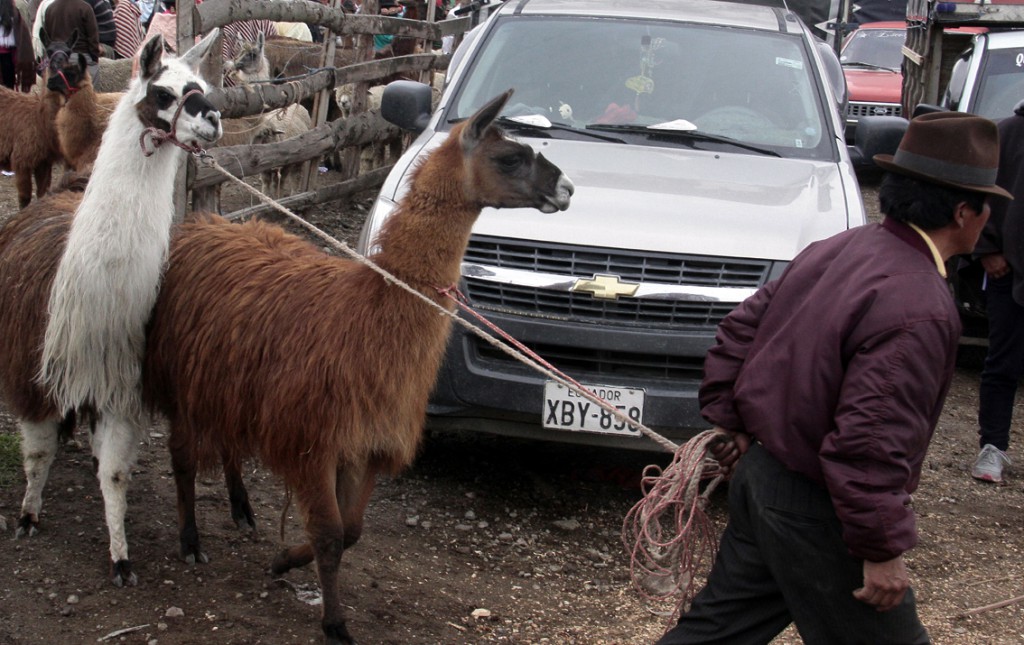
[426,308,714,451]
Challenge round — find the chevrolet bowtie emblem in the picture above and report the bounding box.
[570,274,640,300]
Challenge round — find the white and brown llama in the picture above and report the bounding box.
[141,89,573,644]
[0,30,223,587]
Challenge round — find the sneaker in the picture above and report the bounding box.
[971,444,1011,483]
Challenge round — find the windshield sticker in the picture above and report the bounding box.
[776,57,804,70]
[626,75,655,95]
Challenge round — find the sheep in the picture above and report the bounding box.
[0,73,63,208]
[49,45,124,171]
[0,31,223,587]
[141,89,574,644]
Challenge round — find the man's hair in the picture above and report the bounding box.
[878,173,987,230]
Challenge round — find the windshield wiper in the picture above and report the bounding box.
[492,116,627,143]
[585,123,782,157]
[842,61,899,72]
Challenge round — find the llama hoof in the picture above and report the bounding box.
[14,514,38,539]
[111,559,137,587]
[323,622,356,645]
[183,550,210,566]
[231,507,256,533]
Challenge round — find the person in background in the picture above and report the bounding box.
[39,0,100,79]
[656,111,1011,645]
[111,0,140,59]
[83,0,115,57]
[970,100,1024,484]
[372,0,402,56]
[0,0,33,90]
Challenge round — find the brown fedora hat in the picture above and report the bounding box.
[874,111,1012,199]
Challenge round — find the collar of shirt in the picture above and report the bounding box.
[880,217,947,278]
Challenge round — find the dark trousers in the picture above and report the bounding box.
[0,51,14,89]
[979,274,1024,451]
[655,443,929,645]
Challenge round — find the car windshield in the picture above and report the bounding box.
[971,45,1024,121]
[840,27,905,70]
[446,16,832,159]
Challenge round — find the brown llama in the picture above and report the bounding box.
[0,31,224,587]
[0,75,63,208]
[49,43,124,171]
[142,89,574,644]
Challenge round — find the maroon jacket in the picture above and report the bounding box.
[700,218,960,562]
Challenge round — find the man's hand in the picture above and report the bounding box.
[853,556,910,612]
[707,427,750,478]
[980,252,1010,280]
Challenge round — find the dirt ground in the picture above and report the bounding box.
[0,166,1022,645]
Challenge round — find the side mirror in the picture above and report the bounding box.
[847,115,907,169]
[381,80,434,133]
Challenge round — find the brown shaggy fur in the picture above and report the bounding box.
[141,90,571,643]
[0,86,64,208]
[0,191,82,418]
[55,73,123,171]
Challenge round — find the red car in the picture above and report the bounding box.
[840,21,906,140]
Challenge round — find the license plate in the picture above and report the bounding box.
[542,381,644,436]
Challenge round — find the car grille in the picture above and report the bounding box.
[473,338,708,380]
[461,236,770,331]
[846,101,902,120]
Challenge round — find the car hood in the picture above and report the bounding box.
[385,134,861,262]
[844,68,902,103]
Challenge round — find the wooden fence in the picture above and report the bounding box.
[169,0,478,218]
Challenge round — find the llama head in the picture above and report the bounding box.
[44,39,90,97]
[226,33,269,84]
[454,89,575,214]
[131,29,223,147]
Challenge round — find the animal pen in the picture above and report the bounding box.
[169,0,474,218]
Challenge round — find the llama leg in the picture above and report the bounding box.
[223,454,255,531]
[269,462,378,574]
[33,163,53,200]
[169,428,207,565]
[298,473,354,645]
[16,417,63,538]
[91,414,141,587]
[336,461,381,550]
[15,170,33,208]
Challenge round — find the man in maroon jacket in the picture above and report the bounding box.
[656,111,1012,645]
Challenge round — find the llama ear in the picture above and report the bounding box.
[68,29,80,50]
[76,53,87,73]
[256,32,265,52]
[461,88,513,152]
[40,26,50,49]
[139,35,166,80]
[181,28,221,70]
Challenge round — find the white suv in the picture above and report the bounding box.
[361,0,866,450]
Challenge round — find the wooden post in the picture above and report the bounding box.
[419,0,437,85]
[303,0,343,193]
[173,0,198,223]
[343,0,377,181]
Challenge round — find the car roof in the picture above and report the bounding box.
[984,29,1024,46]
[499,0,803,34]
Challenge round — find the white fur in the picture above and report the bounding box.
[39,48,219,421]
[17,418,61,535]
[21,32,221,582]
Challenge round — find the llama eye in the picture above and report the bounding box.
[157,89,174,103]
[497,155,524,171]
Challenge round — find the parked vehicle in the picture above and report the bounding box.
[362,0,866,450]
[941,29,1024,121]
[840,21,905,140]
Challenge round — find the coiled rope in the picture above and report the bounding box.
[197,153,725,620]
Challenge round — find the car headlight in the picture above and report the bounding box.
[356,194,398,256]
